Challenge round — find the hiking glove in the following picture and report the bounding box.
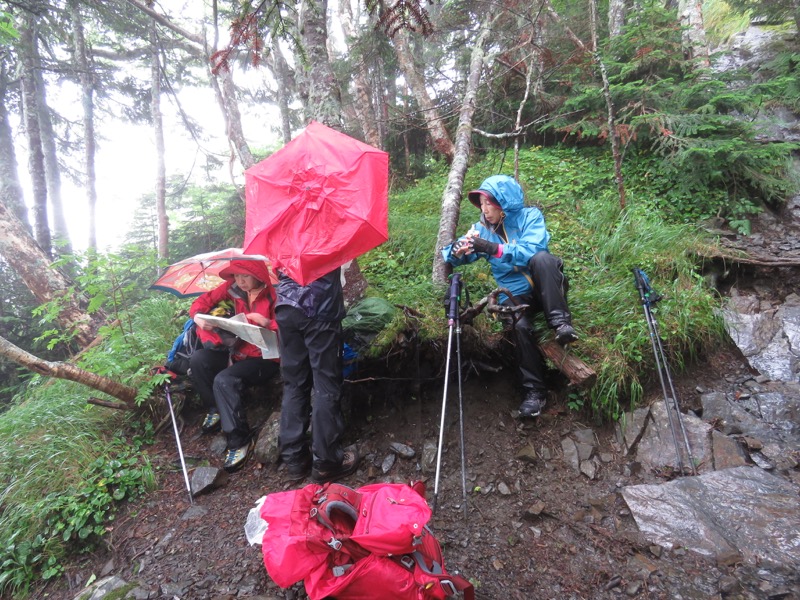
[470,237,499,255]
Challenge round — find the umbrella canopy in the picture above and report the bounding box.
[243,121,389,286]
[149,248,276,298]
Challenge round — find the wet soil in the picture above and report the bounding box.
[34,206,800,600]
[33,340,777,600]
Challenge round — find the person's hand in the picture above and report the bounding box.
[452,238,470,257]
[470,237,499,255]
[246,313,270,328]
[194,315,214,331]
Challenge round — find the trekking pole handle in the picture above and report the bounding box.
[447,273,462,321]
[632,268,662,306]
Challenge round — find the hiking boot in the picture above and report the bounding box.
[518,389,547,418]
[555,324,578,346]
[311,449,361,484]
[201,412,221,433]
[284,456,312,483]
[223,440,253,473]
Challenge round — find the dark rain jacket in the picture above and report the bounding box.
[275,267,346,322]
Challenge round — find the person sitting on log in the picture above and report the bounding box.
[442,174,578,418]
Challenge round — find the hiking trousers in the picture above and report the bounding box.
[189,349,280,448]
[275,305,345,472]
[507,251,572,392]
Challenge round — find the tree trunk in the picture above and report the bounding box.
[338,0,382,148]
[300,0,343,127]
[607,0,627,38]
[151,20,169,264]
[394,30,455,162]
[32,24,72,255]
[0,334,136,404]
[432,11,497,284]
[270,38,293,144]
[19,14,51,257]
[68,0,99,252]
[0,198,103,347]
[0,63,28,229]
[677,0,710,67]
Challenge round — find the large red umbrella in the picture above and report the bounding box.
[149,248,276,298]
[243,121,389,286]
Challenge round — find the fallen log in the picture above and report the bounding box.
[540,339,597,389]
[460,288,597,390]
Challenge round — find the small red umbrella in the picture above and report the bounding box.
[149,248,277,298]
[243,121,389,286]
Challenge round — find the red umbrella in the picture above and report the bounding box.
[149,248,277,298]
[243,121,389,286]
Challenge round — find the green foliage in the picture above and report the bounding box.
[453,148,725,420]
[0,376,156,597]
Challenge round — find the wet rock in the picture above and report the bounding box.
[634,401,712,474]
[180,504,208,520]
[497,481,511,495]
[523,500,546,519]
[561,436,580,471]
[381,452,396,474]
[191,466,229,496]
[389,441,416,459]
[622,466,800,567]
[616,407,650,456]
[711,430,748,470]
[421,439,437,474]
[580,458,598,480]
[253,411,281,465]
[515,443,538,464]
[73,575,129,600]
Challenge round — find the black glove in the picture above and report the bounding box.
[470,237,499,255]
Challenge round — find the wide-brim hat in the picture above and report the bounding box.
[218,259,270,284]
[467,188,500,209]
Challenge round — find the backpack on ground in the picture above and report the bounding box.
[165,318,202,376]
[259,481,474,600]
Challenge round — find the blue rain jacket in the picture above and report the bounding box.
[442,175,550,301]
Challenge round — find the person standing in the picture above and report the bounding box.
[275,267,361,483]
[189,260,280,472]
[442,174,578,418]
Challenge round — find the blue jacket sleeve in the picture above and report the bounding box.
[496,208,549,268]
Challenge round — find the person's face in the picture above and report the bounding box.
[234,273,261,291]
[480,198,504,225]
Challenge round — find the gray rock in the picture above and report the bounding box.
[191,466,229,496]
[389,441,415,459]
[72,575,128,600]
[253,411,281,464]
[381,452,396,474]
[622,466,800,568]
[561,436,580,471]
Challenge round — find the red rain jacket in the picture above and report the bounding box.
[189,260,278,362]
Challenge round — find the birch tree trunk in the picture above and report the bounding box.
[677,0,710,67]
[19,14,51,256]
[270,38,293,144]
[300,0,343,127]
[0,335,136,404]
[0,198,102,347]
[151,20,169,263]
[394,30,455,161]
[68,0,99,252]
[432,11,498,284]
[608,0,627,38]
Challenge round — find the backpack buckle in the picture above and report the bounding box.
[327,537,342,551]
[440,580,457,596]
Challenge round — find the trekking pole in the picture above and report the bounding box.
[433,273,467,514]
[454,280,469,519]
[632,269,697,476]
[164,382,194,503]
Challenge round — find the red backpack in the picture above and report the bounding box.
[259,481,474,600]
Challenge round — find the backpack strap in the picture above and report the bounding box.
[310,483,370,561]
